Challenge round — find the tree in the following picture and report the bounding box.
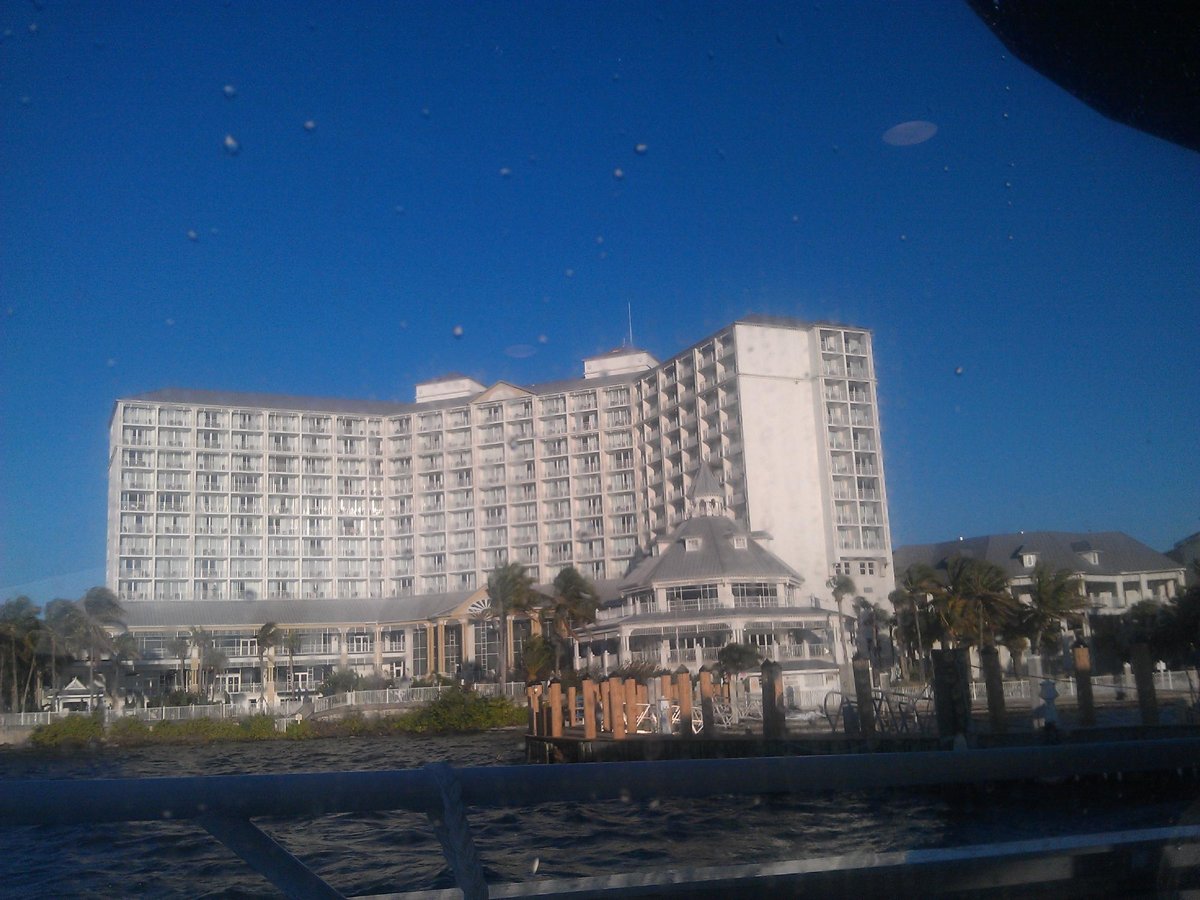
[485,563,534,686]
[188,627,214,699]
[256,622,281,708]
[929,557,1017,648]
[517,634,555,682]
[167,635,191,693]
[1018,564,1085,659]
[543,566,598,677]
[716,642,762,679]
[827,574,857,659]
[282,629,304,695]
[110,631,141,703]
[0,597,41,712]
[42,598,78,695]
[889,563,939,679]
[76,587,127,709]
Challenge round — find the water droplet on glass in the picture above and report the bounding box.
[303,119,316,132]
[791,214,799,223]
[613,168,624,180]
[19,95,31,106]
[5,307,14,317]
[186,229,199,241]
[421,107,430,118]
[499,166,512,177]
[634,143,648,155]
[505,344,536,359]
[595,235,604,245]
[394,205,406,215]
[943,165,950,172]
[619,789,632,803]
[1004,84,1011,92]
[223,134,240,155]
[564,268,574,278]
[882,120,938,147]
[954,366,964,376]
[223,84,237,99]
[531,857,540,874]
[537,334,548,344]
[899,234,907,241]
[1004,181,1012,189]
[28,22,38,34]
[399,319,408,329]
[165,318,175,326]
[1007,234,1014,241]
[210,227,219,236]
[106,358,117,368]
[3,29,13,38]
[1002,112,1009,119]
[452,325,464,338]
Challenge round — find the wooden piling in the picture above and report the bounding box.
[599,678,613,735]
[698,667,716,735]
[526,684,539,736]
[626,678,641,734]
[548,679,563,738]
[675,667,693,737]
[1074,645,1096,727]
[567,685,578,727]
[762,660,786,740]
[1131,642,1159,726]
[581,678,597,740]
[610,677,627,740]
[981,645,1007,734]
[660,672,674,704]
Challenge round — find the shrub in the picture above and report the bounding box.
[107,716,152,746]
[30,714,104,750]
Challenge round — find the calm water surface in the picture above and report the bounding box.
[1,731,1197,898]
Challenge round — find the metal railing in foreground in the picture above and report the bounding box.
[4,739,1200,899]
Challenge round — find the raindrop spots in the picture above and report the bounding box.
[19,95,31,106]
[210,227,219,236]
[899,234,907,241]
[612,168,625,180]
[3,29,12,39]
[1002,112,1010,120]
[634,143,648,155]
[1004,181,1012,189]
[882,120,938,147]
[5,307,14,317]
[530,857,540,875]
[648,798,661,810]
[399,320,408,329]
[27,22,38,35]
[165,318,175,327]
[619,789,632,803]
[505,344,536,359]
[303,119,316,132]
[943,165,950,172]
[564,268,574,278]
[452,325,464,339]
[791,214,799,223]
[106,358,117,368]
[186,229,199,241]
[223,84,237,99]
[537,334,548,344]
[223,134,240,155]
[1004,84,1011,92]
[1007,234,1014,241]
[595,236,604,245]
[420,107,430,118]
[954,366,964,376]
[499,167,512,178]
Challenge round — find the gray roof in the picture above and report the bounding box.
[121,592,475,630]
[690,462,724,500]
[894,531,1186,581]
[621,515,802,592]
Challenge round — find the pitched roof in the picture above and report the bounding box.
[894,531,1186,580]
[621,515,802,590]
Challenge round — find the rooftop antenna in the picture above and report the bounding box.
[627,302,634,347]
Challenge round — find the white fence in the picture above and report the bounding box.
[967,669,1198,703]
[311,682,526,716]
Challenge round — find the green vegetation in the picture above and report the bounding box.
[26,688,525,750]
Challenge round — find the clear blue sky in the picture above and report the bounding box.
[2,2,1197,599]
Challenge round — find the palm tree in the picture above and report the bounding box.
[282,629,304,696]
[42,598,78,695]
[0,597,40,712]
[110,631,141,704]
[544,567,598,677]
[485,563,534,686]
[1019,564,1085,660]
[78,587,126,709]
[518,634,555,682]
[188,627,214,699]
[931,557,1017,648]
[889,563,939,679]
[167,636,191,693]
[827,574,857,658]
[256,622,281,708]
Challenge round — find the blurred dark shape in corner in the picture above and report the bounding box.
[965,0,1200,153]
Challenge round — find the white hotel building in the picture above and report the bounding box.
[107,315,894,609]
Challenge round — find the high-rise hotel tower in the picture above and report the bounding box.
[107,315,893,605]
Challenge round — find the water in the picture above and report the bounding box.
[1,732,1198,898]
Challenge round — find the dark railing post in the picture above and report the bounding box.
[762,660,786,739]
[932,648,971,740]
[981,645,1007,734]
[1132,643,1159,726]
[675,666,694,737]
[1074,644,1096,727]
